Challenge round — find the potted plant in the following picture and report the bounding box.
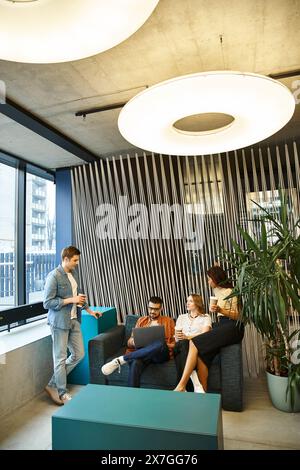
[225,193,300,412]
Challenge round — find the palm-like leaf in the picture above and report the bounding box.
[225,193,300,409]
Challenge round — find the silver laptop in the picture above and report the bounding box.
[132,325,165,349]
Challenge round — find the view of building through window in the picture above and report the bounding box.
[246,189,298,244]
[25,173,56,303]
[0,163,16,310]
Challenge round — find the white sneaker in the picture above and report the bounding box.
[190,370,205,393]
[194,385,205,393]
[101,358,122,375]
[60,392,72,403]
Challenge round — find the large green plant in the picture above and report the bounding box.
[225,194,300,408]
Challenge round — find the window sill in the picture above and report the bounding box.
[0,318,50,355]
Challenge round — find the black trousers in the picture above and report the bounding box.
[192,318,244,368]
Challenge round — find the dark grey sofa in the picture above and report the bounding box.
[89,315,243,411]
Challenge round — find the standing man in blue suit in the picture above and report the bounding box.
[43,245,102,405]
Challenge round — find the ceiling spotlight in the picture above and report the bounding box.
[0,0,159,63]
[118,71,295,156]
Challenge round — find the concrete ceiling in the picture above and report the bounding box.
[0,0,300,170]
[0,114,84,168]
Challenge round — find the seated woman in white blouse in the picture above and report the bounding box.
[174,294,211,393]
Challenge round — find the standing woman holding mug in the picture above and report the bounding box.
[174,266,244,393]
[174,294,211,393]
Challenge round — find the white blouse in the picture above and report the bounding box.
[175,313,212,338]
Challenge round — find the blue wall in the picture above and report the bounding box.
[55,169,73,265]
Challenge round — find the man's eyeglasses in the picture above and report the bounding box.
[148,306,161,312]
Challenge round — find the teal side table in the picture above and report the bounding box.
[68,307,117,385]
[52,384,223,450]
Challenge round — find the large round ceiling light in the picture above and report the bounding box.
[118,71,295,156]
[0,0,159,63]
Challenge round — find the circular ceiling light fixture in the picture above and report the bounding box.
[118,71,295,156]
[0,0,159,63]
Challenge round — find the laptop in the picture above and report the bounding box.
[132,325,165,349]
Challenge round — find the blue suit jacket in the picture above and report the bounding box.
[43,265,86,329]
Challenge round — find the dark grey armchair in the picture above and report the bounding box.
[89,315,243,411]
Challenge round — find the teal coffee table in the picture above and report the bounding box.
[52,384,223,450]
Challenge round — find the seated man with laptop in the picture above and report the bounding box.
[101,296,175,387]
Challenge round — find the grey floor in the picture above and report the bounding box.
[0,376,299,450]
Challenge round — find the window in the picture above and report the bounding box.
[0,163,17,310]
[26,173,56,303]
[246,189,298,243]
[0,154,55,331]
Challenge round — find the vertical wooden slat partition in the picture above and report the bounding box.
[71,143,300,376]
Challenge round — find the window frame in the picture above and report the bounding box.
[0,151,55,331]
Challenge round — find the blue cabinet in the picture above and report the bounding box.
[68,306,117,385]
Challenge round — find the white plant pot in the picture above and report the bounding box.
[266,371,300,412]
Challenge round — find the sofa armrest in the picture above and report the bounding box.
[88,324,125,385]
[220,342,243,411]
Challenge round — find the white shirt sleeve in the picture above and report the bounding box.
[175,315,183,330]
[203,314,212,328]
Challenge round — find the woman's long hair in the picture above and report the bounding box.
[189,294,205,314]
[206,266,233,289]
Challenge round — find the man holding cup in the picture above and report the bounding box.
[43,246,102,405]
